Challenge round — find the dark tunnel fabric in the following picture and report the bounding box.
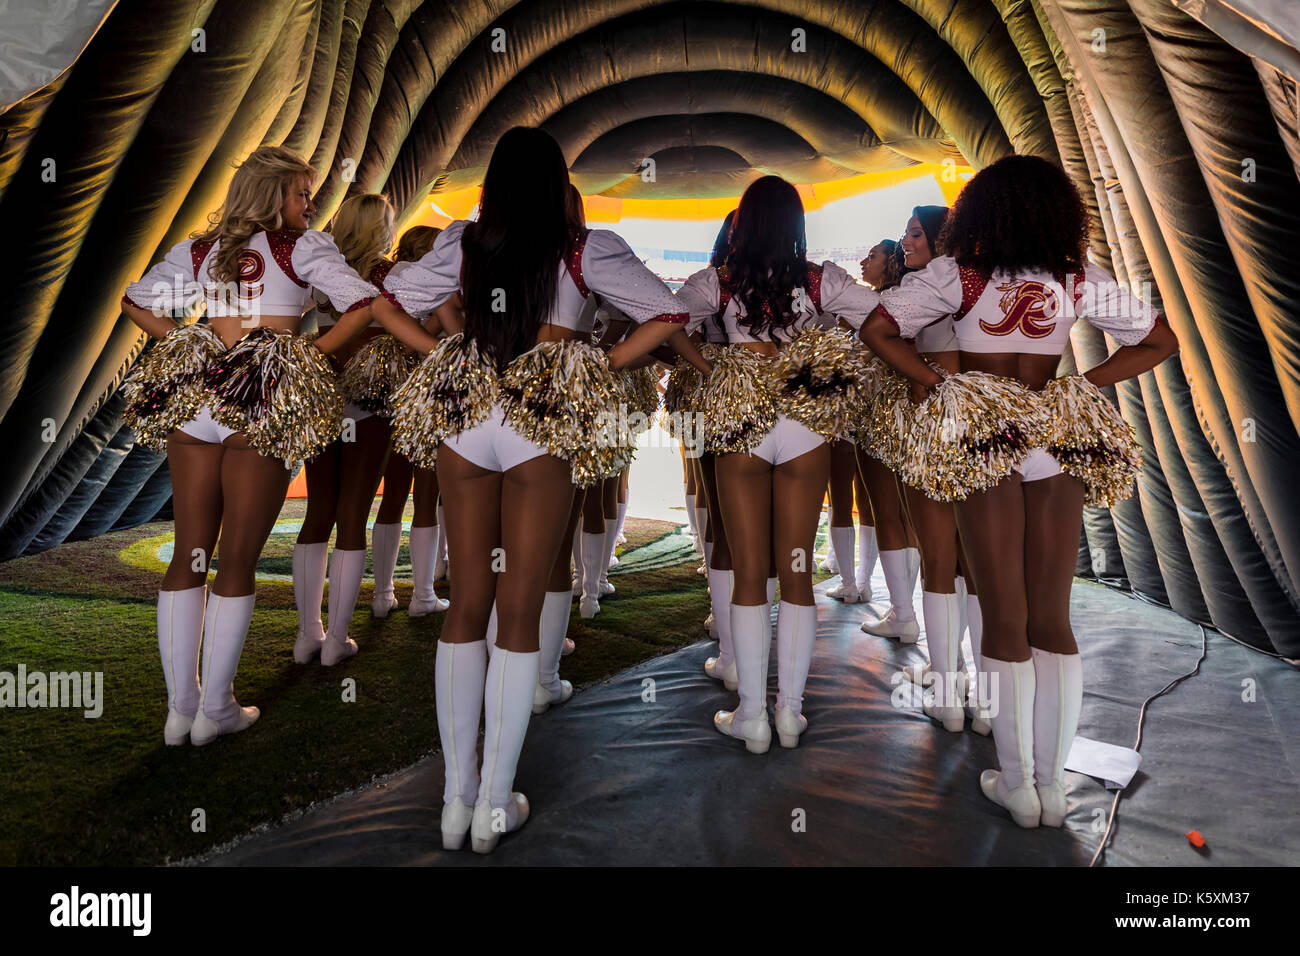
[0,0,1297,655]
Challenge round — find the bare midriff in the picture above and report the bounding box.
[209,314,302,350]
[536,323,590,345]
[960,350,1063,392]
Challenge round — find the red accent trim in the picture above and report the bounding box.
[370,260,395,287]
[566,229,591,296]
[266,229,307,287]
[191,238,217,280]
[649,312,689,324]
[121,293,145,312]
[716,265,732,317]
[343,296,374,314]
[954,264,990,321]
[381,289,410,315]
[872,304,899,330]
[805,262,823,314]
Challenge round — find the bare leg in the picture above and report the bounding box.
[163,432,224,590]
[437,447,502,644]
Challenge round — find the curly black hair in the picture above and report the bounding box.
[937,154,1089,278]
[722,176,808,342]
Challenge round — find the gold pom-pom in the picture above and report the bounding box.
[1043,374,1141,507]
[698,347,778,454]
[861,368,912,469]
[769,328,870,441]
[122,323,226,452]
[899,371,1055,501]
[339,334,421,417]
[663,356,702,416]
[621,366,661,426]
[390,334,499,469]
[205,328,344,463]
[499,340,622,488]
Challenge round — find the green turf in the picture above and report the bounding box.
[0,500,836,865]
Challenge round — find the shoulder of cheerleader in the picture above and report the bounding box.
[869,303,898,329]
[649,311,689,324]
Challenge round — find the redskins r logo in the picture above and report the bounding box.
[982,280,1059,338]
[237,249,265,300]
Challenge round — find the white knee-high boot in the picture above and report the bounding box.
[571,534,583,596]
[684,493,701,552]
[615,500,629,544]
[292,542,328,663]
[158,585,205,744]
[435,639,486,850]
[484,602,498,658]
[472,648,539,853]
[370,522,402,617]
[774,601,817,748]
[920,592,965,732]
[826,526,861,602]
[579,531,605,618]
[322,549,365,666]
[856,524,879,597]
[534,591,575,713]
[409,525,449,616]
[703,568,737,690]
[906,547,921,593]
[191,593,259,745]
[965,595,990,735]
[979,656,1041,828]
[766,576,778,605]
[1032,649,1082,827]
[599,518,617,594]
[714,603,772,753]
[861,549,919,641]
[434,504,449,578]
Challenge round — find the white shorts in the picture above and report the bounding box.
[748,415,825,466]
[441,405,548,473]
[177,405,237,444]
[1015,448,1062,482]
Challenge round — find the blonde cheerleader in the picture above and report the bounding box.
[120,146,379,746]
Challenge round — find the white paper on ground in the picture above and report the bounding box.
[1065,735,1142,790]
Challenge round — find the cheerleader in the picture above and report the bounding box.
[864,154,1178,826]
[120,146,380,745]
[372,127,707,853]
[369,225,449,621]
[292,193,407,667]
[677,176,881,753]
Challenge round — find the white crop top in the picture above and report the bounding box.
[878,256,1161,353]
[383,220,688,329]
[124,229,378,320]
[675,261,880,343]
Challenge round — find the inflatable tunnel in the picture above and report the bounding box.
[1,0,1298,656]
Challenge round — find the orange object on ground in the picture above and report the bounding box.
[1186,830,1206,847]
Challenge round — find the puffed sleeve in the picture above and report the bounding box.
[582,229,688,324]
[877,255,964,337]
[382,220,468,319]
[816,260,879,330]
[291,230,379,313]
[674,265,720,336]
[1077,263,1162,346]
[123,239,199,315]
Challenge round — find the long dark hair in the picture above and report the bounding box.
[461,127,573,368]
[938,155,1088,277]
[911,205,949,258]
[710,209,736,268]
[722,176,808,341]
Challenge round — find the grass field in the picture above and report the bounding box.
[0,499,836,865]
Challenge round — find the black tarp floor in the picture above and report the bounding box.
[197,579,1300,867]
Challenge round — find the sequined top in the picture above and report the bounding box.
[878,256,1161,354]
[313,260,403,331]
[675,261,879,343]
[383,220,688,328]
[123,229,378,320]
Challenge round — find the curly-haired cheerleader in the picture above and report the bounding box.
[121,146,379,745]
[864,154,1178,827]
[677,176,880,754]
[373,127,708,853]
